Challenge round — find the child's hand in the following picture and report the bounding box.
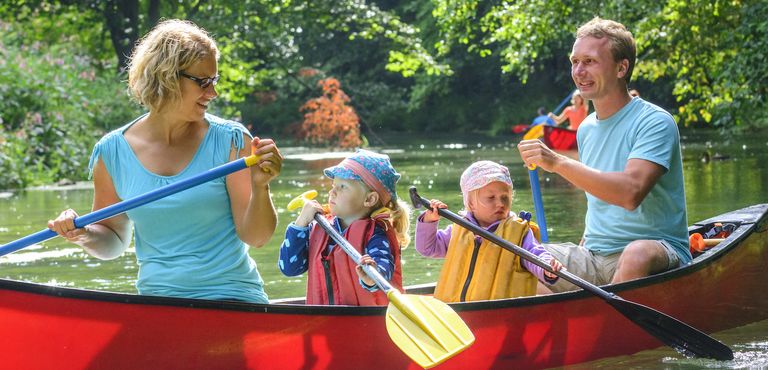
[423,199,447,223]
[356,254,377,287]
[295,200,324,227]
[544,257,564,280]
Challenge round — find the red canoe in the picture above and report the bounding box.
[1,204,766,369]
[542,125,577,150]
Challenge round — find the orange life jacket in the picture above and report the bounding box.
[306,213,403,306]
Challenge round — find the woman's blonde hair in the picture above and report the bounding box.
[127,19,219,112]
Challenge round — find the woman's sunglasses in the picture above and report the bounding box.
[179,72,220,89]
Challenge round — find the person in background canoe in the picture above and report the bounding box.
[518,17,690,293]
[629,88,641,98]
[530,107,557,127]
[47,20,282,304]
[415,161,563,303]
[279,149,411,306]
[548,90,589,130]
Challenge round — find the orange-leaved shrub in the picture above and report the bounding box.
[299,78,361,148]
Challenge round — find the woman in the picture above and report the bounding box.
[549,90,589,130]
[47,20,282,303]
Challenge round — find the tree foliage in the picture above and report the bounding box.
[1,0,766,188]
[0,20,140,188]
[428,0,767,129]
[636,0,767,128]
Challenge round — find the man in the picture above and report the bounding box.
[517,17,690,292]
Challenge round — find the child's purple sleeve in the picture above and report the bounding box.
[520,230,559,284]
[414,212,452,258]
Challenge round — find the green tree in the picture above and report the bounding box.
[636,0,767,128]
[428,0,767,129]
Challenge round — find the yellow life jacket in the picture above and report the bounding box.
[434,215,538,303]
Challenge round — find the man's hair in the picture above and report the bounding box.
[127,19,219,112]
[576,17,636,85]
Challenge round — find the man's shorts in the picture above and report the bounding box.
[542,240,681,293]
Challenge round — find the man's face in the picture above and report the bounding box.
[570,36,626,102]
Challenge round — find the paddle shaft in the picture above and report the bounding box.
[528,168,549,242]
[552,91,574,115]
[312,213,394,293]
[0,155,259,257]
[524,92,573,241]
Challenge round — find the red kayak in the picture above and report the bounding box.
[1,204,766,369]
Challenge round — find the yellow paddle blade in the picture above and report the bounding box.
[385,291,475,369]
[523,124,545,140]
[286,190,319,211]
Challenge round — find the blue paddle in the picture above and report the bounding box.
[552,91,574,116]
[0,154,262,257]
[527,165,549,242]
[524,92,571,241]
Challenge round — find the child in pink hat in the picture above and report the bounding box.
[415,160,563,302]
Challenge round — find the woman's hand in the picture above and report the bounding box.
[250,137,283,187]
[422,199,447,223]
[295,200,324,228]
[47,209,87,242]
[356,254,377,287]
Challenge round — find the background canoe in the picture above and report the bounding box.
[542,126,577,151]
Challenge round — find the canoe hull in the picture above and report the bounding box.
[542,126,577,150]
[1,204,766,369]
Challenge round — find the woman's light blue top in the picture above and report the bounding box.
[88,113,268,303]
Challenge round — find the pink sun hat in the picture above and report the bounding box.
[459,161,513,210]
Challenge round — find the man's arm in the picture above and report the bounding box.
[517,139,664,211]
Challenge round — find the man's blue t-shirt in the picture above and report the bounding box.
[577,97,691,264]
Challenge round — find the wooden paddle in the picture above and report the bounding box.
[287,191,475,368]
[409,186,734,361]
[0,154,263,257]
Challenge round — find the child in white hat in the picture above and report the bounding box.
[415,160,562,302]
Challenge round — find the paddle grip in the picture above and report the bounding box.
[0,156,253,257]
[312,213,394,294]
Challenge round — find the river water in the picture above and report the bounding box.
[1,129,766,368]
